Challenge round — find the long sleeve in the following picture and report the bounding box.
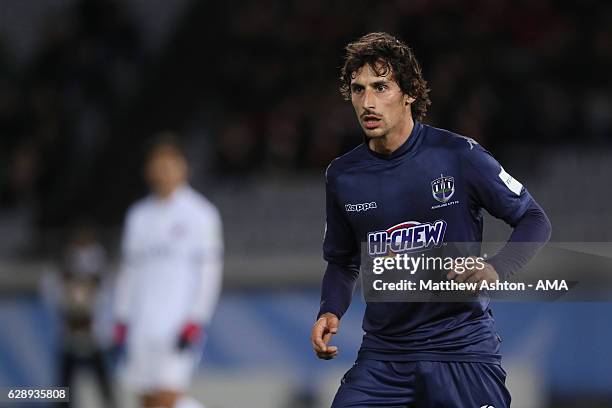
[114,208,137,323]
[488,200,551,280]
[317,165,360,320]
[187,209,224,325]
[461,144,551,279]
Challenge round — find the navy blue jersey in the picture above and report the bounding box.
[321,121,537,363]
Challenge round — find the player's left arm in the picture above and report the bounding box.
[449,143,551,285]
[180,209,224,350]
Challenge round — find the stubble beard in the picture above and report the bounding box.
[363,123,391,144]
[362,119,388,141]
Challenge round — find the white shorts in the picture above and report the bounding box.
[120,339,202,392]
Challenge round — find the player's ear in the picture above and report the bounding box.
[404,95,416,106]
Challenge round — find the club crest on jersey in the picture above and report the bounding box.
[368,220,447,256]
[431,174,455,203]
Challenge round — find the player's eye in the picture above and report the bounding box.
[352,85,364,94]
[375,84,387,92]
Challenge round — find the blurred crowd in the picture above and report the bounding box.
[0,0,143,257]
[1,0,612,256]
[212,0,612,175]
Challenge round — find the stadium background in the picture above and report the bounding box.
[1,0,611,407]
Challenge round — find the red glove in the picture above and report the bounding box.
[113,322,128,346]
[177,322,203,351]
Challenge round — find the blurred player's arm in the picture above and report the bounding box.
[449,144,551,285]
[312,166,360,360]
[113,207,138,345]
[178,209,224,350]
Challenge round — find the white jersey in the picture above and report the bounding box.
[114,185,223,343]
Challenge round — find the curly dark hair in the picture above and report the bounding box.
[340,32,431,121]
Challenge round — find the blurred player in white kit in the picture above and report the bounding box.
[113,134,223,408]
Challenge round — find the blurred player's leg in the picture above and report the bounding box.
[141,391,204,408]
[175,396,205,408]
[143,390,179,408]
[91,349,117,408]
[122,338,202,408]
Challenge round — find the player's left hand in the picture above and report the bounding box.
[446,257,499,294]
[176,322,204,351]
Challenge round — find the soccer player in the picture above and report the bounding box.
[311,33,551,407]
[114,134,223,408]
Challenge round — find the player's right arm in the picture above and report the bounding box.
[113,205,139,345]
[311,164,360,360]
[311,312,340,359]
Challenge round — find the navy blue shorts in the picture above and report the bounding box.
[331,358,511,408]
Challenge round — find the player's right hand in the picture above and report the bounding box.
[311,312,340,360]
[113,322,127,346]
[110,322,128,363]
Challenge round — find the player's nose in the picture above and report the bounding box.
[363,88,376,109]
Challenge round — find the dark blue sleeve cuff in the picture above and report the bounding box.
[489,199,552,280]
[317,262,359,320]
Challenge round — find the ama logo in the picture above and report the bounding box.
[368,220,447,256]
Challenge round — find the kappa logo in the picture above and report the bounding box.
[431,174,455,203]
[346,201,377,212]
[459,135,478,150]
[480,405,495,408]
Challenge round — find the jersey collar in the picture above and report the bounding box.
[365,121,423,160]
